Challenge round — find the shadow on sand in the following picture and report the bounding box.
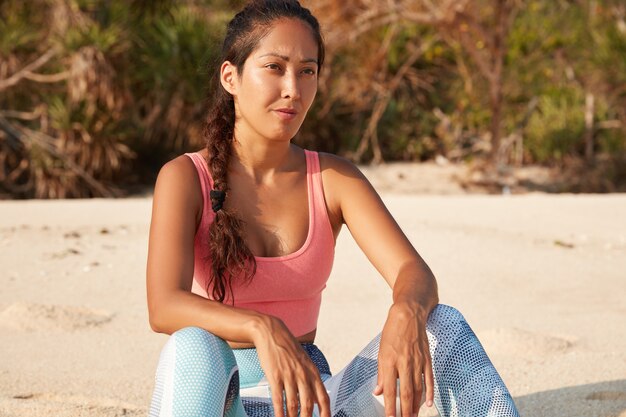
[514,379,626,417]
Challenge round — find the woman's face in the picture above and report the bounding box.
[222,18,319,144]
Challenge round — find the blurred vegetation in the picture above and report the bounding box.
[0,0,624,198]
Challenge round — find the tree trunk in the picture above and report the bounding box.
[488,0,508,166]
[489,82,503,165]
[585,92,595,161]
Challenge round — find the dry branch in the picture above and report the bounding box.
[0,115,118,198]
[353,36,440,163]
[22,71,70,83]
[0,49,59,92]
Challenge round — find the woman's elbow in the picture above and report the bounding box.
[147,294,169,334]
[148,313,162,333]
[148,306,163,333]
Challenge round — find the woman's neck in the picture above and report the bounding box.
[231,136,297,184]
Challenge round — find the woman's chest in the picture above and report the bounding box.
[226,175,311,258]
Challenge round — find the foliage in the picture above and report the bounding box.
[0,0,625,198]
[525,88,586,163]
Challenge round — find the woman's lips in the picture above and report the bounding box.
[274,108,298,121]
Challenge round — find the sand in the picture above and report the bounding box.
[1,168,625,416]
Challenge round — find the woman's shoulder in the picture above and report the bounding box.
[152,152,203,228]
[315,151,374,224]
[157,152,202,186]
[317,151,369,183]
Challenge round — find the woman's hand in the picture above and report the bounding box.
[252,315,330,417]
[373,302,434,417]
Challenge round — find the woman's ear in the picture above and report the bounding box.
[220,61,238,96]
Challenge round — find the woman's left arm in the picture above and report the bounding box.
[320,153,439,417]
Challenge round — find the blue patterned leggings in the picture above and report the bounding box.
[149,304,520,417]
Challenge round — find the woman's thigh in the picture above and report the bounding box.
[149,326,246,417]
[321,304,520,417]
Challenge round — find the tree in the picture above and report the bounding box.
[307,0,522,167]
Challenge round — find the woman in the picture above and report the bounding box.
[146,1,520,417]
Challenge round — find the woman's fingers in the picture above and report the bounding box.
[423,342,435,408]
[383,366,398,417]
[314,378,331,417]
[284,376,300,417]
[409,344,434,415]
[271,381,286,417]
[301,372,325,417]
[297,384,312,417]
[266,357,329,417]
[302,367,331,417]
[378,348,434,416]
[399,365,415,417]
[376,304,437,416]
[373,364,383,396]
[281,366,327,417]
[412,369,422,415]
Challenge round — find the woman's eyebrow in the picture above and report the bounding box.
[257,52,318,65]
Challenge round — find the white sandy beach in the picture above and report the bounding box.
[1,172,625,416]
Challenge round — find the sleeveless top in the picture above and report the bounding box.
[184,150,335,337]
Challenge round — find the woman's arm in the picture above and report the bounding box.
[146,156,267,341]
[320,152,438,305]
[146,156,331,417]
[320,153,437,300]
[320,152,439,417]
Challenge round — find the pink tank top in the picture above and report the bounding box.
[184,150,335,337]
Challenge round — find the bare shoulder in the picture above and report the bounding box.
[158,153,199,182]
[318,151,367,180]
[155,154,200,195]
[317,152,375,225]
[153,154,203,229]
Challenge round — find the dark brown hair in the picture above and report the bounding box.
[203,0,325,303]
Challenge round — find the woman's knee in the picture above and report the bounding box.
[426,304,468,335]
[172,326,227,346]
[153,327,243,415]
[430,304,465,321]
[170,326,236,368]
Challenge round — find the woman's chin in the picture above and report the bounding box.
[266,128,301,143]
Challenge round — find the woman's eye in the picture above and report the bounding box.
[266,64,281,70]
[302,68,317,75]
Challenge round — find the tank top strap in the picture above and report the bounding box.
[184,152,214,222]
[303,150,332,234]
[185,149,328,234]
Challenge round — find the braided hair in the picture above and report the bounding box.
[202,0,325,303]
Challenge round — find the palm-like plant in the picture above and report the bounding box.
[0,0,235,198]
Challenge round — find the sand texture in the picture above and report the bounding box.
[1,190,625,416]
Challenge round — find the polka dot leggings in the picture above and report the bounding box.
[148,304,520,417]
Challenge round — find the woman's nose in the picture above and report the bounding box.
[281,73,301,100]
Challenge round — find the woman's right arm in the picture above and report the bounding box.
[146,155,264,341]
[145,156,331,417]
